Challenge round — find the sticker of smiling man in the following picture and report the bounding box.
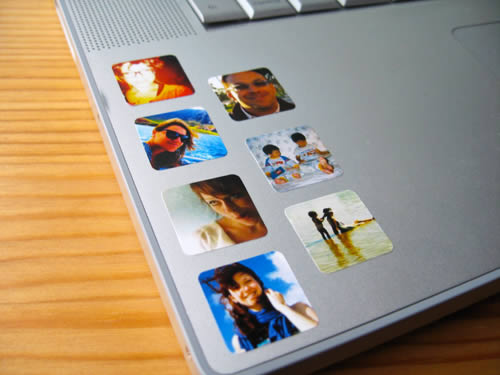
[208,68,295,121]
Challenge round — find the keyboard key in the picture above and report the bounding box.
[337,0,390,7]
[236,0,296,19]
[287,0,340,13]
[187,0,248,24]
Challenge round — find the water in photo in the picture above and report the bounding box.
[136,108,227,170]
[285,190,393,273]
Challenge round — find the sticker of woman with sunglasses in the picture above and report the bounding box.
[136,108,228,170]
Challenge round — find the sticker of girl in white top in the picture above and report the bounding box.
[199,251,318,353]
[163,174,268,255]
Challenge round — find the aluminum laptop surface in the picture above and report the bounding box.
[55,0,500,373]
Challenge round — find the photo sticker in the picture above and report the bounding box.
[208,67,295,121]
[137,108,227,170]
[285,190,393,273]
[163,175,267,255]
[199,251,318,353]
[112,55,194,105]
[246,126,343,192]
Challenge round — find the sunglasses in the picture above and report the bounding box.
[230,80,270,92]
[161,129,190,142]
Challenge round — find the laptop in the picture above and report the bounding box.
[55,0,500,373]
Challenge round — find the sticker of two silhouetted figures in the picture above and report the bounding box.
[285,191,393,274]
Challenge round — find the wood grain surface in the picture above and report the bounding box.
[0,1,499,374]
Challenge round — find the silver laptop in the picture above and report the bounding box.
[55,0,500,373]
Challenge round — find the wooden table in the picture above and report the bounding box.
[1,1,499,374]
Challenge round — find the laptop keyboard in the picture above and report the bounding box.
[188,0,395,24]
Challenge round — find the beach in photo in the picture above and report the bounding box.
[285,190,393,273]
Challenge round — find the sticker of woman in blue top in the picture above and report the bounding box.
[143,118,197,170]
[204,262,319,353]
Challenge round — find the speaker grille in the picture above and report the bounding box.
[68,0,197,52]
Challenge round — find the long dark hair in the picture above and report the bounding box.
[149,119,195,169]
[203,263,272,346]
[190,174,248,200]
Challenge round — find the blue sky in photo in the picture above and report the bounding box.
[135,107,227,166]
[198,251,311,352]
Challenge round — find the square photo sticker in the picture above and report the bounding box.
[199,251,319,353]
[136,107,227,170]
[112,55,194,105]
[208,67,295,121]
[246,126,343,192]
[162,175,267,255]
[285,190,393,273]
